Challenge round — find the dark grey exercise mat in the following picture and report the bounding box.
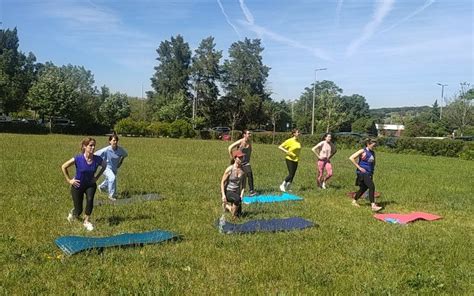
[95,193,163,206]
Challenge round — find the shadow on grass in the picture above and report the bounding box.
[95,214,153,226]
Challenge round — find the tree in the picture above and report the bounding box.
[99,92,131,128]
[0,28,39,114]
[27,63,96,131]
[444,83,473,136]
[340,94,370,131]
[316,90,347,133]
[293,80,343,133]
[351,117,377,135]
[221,38,270,128]
[149,35,191,120]
[190,36,222,127]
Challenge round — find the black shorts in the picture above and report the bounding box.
[225,190,241,206]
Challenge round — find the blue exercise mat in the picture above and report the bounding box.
[242,193,303,204]
[218,217,314,234]
[55,229,179,256]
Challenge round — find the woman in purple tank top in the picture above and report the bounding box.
[61,137,106,231]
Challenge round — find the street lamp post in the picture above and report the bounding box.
[437,83,447,119]
[311,68,327,135]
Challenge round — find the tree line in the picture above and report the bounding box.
[1,27,472,136]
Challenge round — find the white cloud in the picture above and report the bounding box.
[216,0,241,38]
[346,0,395,57]
[380,0,436,34]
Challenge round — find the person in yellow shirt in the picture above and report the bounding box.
[278,129,301,192]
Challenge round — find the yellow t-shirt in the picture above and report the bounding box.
[281,137,301,162]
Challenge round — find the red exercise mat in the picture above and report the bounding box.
[374,212,442,224]
[347,191,381,198]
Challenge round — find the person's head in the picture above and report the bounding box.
[291,129,300,138]
[231,150,245,165]
[364,138,377,150]
[322,133,332,142]
[81,137,96,153]
[242,129,252,140]
[109,132,119,149]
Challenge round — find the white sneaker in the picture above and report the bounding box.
[108,195,117,201]
[67,209,75,222]
[279,182,286,192]
[322,182,327,189]
[83,221,94,231]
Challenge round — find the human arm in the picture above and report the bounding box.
[117,147,128,169]
[348,149,366,173]
[93,159,107,183]
[220,166,232,202]
[311,142,323,159]
[61,158,80,188]
[228,139,243,158]
[278,140,295,158]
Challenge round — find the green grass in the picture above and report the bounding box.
[0,133,473,294]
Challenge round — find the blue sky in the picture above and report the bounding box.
[2,0,473,108]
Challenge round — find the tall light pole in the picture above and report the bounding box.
[437,83,447,119]
[312,68,327,135]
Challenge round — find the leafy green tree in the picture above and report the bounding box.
[444,83,473,136]
[351,117,377,135]
[431,100,440,122]
[0,28,39,114]
[150,35,191,120]
[340,94,370,131]
[221,38,270,128]
[99,92,131,128]
[156,90,190,122]
[316,90,347,133]
[27,63,96,131]
[293,80,343,133]
[190,36,222,127]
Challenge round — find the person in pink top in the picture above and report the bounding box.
[311,133,337,189]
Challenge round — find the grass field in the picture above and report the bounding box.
[0,133,473,294]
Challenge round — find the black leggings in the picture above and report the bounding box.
[71,184,97,217]
[284,159,298,183]
[354,174,375,203]
[242,165,254,191]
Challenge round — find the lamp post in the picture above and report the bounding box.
[311,68,327,135]
[437,83,447,119]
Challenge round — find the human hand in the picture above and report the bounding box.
[359,167,366,173]
[221,195,226,202]
[288,152,296,158]
[69,178,80,188]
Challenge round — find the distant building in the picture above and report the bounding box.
[375,123,405,137]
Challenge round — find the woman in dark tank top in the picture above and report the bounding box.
[228,130,256,196]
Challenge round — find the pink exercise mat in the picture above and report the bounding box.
[374,212,442,224]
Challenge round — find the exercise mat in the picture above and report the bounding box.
[218,217,314,234]
[55,229,179,255]
[374,212,442,224]
[242,193,303,204]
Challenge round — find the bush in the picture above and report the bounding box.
[114,118,149,136]
[169,119,195,138]
[0,121,47,134]
[147,122,170,137]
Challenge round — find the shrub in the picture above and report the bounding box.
[147,122,170,137]
[114,118,149,136]
[169,119,195,138]
[0,121,47,134]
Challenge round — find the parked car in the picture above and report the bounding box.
[212,126,231,134]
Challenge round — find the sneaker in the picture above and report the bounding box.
[249,190,257,196]
[108,195,117,201]
[321,182,327,189]
[83,221,94,231]
[351,200,360,207]
[279,182,286,192]
[67,209,76,222]
[371,205,383,212]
